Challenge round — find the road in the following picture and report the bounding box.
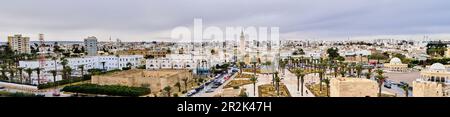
[191,73,234,97]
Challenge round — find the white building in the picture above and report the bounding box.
[146,54,228,73]
[18,55,144,84]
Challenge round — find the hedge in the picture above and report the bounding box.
[38,75,91,89]
[0,91,43,97]
[61,84,150,97]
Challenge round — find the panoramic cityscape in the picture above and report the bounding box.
[1,0,450,97]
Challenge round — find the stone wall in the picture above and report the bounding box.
[330,77,378,97]
[91,69,192,93]
[412,81,447,97]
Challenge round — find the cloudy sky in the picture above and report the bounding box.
[1,0,450,42]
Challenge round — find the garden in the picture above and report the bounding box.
[61,84,151,97]
[258,84,291,97]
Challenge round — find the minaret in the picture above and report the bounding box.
[239,30,245,56]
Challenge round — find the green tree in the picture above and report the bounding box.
[78,65,85,76]
[35,68,43,85]
[323,78,330,97]
[294,68,306,96]
[250,76,258,96]
[174,82,181,92]
[25,68,33,84]
[8,68,16,82]
[355,64,363,78]
[182,78,188,92]
[17,67,24,83]
[164,86,172,97]
[318,69,325,91]
[375,69,386,97]
[327,47,340,60]
[275,76,281,96]
[0,65,7,80]
[400,83,410,97]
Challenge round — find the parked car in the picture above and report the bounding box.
[205,88,215,93]
[186,90,197,97]
[384,83,392,89]
[211,84,220,89]
[400,82,408,86]
[52,92,61,97]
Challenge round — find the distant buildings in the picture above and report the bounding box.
[19,55,144,85]
[7,34,30,54]
[84,36,98,56]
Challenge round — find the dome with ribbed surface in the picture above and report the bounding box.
[389,58,402,64]
[430,63,446,70]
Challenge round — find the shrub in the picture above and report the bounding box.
[0,91,42,97]
[61,84,150,97]
[38,75,91,89]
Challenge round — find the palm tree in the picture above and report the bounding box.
[400,83,409,97]
[60,59,68,79]
[164,86,172,97]
[323,78,330,97]
[78,65,85,77]
[8,68,16,82]
[375,69,386,97]
[356,64,363,78]
[279,60,286,75]
[365,72,372,79]
[251,60,257,76]
[52,56,58,72]
[238,62,245,75]
[318,69,324,91]
[275,76,281,96]
[50,70,58,83]
[101,61,106,71]
[175,82,181,92]
[50,70,59,90]
[294,68,306,96]
[332,64,338,78]
[250,76,258,96]
[0,65,7,80]
[182,78,188,91]
[35,68,43,85]
[25,68,33,84]
[65,67,73,85]
[17,67,24,83]
[273,71,279,86]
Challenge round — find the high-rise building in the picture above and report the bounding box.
[7,34,30,54]
[84,36,98,56]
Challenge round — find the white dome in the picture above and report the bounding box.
[430,63,446,70]
[389,58,402,64]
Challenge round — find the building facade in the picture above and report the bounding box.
[18,55,144,85]
[84,36,98,56]
[384,57,408,72]
[7,34,30,54]
[412,63,450,97]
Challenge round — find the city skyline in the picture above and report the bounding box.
[1,0,450,42]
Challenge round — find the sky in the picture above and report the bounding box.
[1,0,450,42]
